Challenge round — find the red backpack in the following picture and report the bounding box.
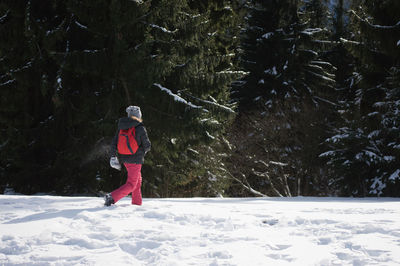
[117,126,139,155]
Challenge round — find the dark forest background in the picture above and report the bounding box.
[1,0,399,197]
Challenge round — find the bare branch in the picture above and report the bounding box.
[226,171,268,197]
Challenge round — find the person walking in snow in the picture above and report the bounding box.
[105,106,151,206]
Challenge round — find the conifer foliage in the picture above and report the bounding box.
[0,0,242,196]
[321,0,400,196]
[1,0,399,197]
[228,0,335,197]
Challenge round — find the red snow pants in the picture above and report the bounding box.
[111,163,142,205]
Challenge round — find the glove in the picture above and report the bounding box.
[110,156,121,171]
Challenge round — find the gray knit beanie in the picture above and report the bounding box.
[126,105,142,119]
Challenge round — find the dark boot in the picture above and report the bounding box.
[104,193,115,206]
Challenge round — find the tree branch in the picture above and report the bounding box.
[226,171,268,197]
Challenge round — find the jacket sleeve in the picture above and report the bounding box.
[138,126,151,154]
[110,129,119,157]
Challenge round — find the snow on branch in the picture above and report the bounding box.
[185,94,235,114]
[350,10,400,29]
[301,28,324,36]
[339,38,362,45]
[389,169,400,181]
[310,60,337,70]
[262,32,274,39]
[265,66,278,76]
[153,83,202,109]
[217,70,249,75]
[319,150,337,157]
[269,161,288,167]
[0,79,15,87]
[149,24,178,34]
[313,96,338,106]
[306,70,335,83]
[5,60,33,75]
[307,64,324,72]
[0,9,10,23]
[300,49,318,57]
[179,11,201,19]
[256,160,288,168]
[75,20,88,30]
[312,40,337,45]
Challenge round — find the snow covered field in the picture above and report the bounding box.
[1,196,400,265]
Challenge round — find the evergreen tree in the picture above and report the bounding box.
[317,0,359,196]
[143,0,243,197]
[228,0,335,197]
[320,0,400,196]
[0,0,72,193]
[0,0,243,196]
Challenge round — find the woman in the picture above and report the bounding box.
[105,106,151,206]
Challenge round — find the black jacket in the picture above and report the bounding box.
[110,117,151,164]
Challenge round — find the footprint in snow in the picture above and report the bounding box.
[262,219,279,226]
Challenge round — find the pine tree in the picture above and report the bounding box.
[0,0,243,196]
[58,0,155,194]
[142,0,243,197]
[228,0,336,197]
[0,0,73,193]
[317,0,359,196]
[320,0,400,196]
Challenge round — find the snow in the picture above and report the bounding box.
[301,28,324,36]
[389,169,400,181]
[350,10,400,30]
[313,96,338,106]
[149,24,177,34]
[153,83,201,109]
[189,96,235,114]
[75,21,88,30]
[384,156,395,162]
[370,178,386,195]
[262,32,274,39]
[310,60,336,68]
[306,70,335,83]
[56,77,62,91]
[269,161,288,166]
[340,37,362,45]
[223,6,232,11]
[368,130,380,138]
[0,79,15,87]
[264,66,277,76]
[179,12,201,19]
[206,131,215,140]
[1,196,400,265]
[217,70,249,75]
[0,10,9,23]
[283,61,288,70]
[319,151,336,158]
